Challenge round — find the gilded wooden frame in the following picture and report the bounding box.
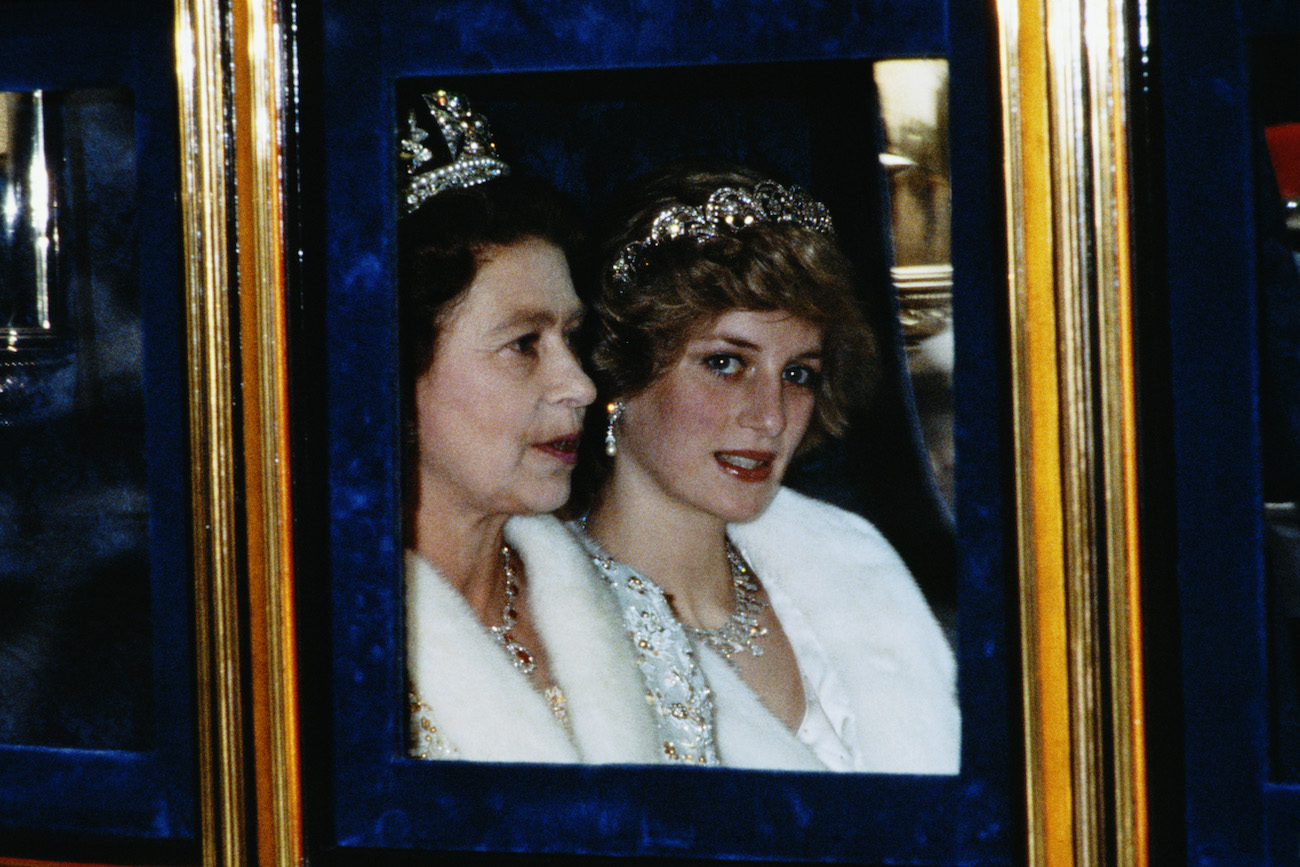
[229,2,303,864]
[174,2,243,865]
[175,0,300,865]
[996,0,1147,864]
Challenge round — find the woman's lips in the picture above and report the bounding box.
[715,450,776,482]
[535,433,581,465]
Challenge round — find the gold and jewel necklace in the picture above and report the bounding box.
[491,543,537,674]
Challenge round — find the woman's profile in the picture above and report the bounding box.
[572,160,960,772]
[398,91,668,763]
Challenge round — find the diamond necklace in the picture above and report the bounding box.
[684,541,768,660]
[491,543,537,675]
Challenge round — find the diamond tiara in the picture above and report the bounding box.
[400,90,510,215]
[609,180,835,285]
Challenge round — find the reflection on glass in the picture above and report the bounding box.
[873,59,954,512]
[0,89,152,749]
[1,91,71,421]
[1256,35,1300,779]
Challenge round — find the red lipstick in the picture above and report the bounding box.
[535,433,580,465]
[715,450,775,482]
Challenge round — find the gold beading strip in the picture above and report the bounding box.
[1090,0,1148,861]
[175,0,246,865]
[997,0,1074,862]
[232,0,304,864]
[1047,2,1106,862]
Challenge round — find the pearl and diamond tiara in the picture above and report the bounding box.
[400,90,510,215]
[608,180,836,285]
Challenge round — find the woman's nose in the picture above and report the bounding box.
[738,374,786,436]
[550,343,598,408]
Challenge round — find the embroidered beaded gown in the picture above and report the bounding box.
[580,487,961,773]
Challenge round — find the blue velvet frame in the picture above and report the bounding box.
[319,1,1013,861]
[1159,0,1300,862]
[1152,0,1300,861]
[0,0,195,850]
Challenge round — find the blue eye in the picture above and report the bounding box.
[783,364,818,387]
[703,354,743,376]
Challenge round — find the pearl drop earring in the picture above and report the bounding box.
[604,401,624,457]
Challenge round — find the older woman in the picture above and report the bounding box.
[574,161,960,772]
[399,91,663,763]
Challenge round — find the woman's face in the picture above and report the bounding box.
[413,238,596,520]
[615,309,823,525]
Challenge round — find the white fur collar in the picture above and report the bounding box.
[406,513,660,764]
[725,488,960,774]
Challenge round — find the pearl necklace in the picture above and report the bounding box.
[491,543,537,675]
[684,541,768,660]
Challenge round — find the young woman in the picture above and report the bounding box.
[574,161,960,772]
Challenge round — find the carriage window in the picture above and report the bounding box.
[875,59,953,513]
[0,88,150,750]
[1252,36,1300,782]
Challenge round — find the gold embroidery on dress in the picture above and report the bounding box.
[580,542,720,764]
[408,684,569,758]
[544,684,570,727]
[408,690,457,759]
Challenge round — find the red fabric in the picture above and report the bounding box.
[1266,123,1300,201]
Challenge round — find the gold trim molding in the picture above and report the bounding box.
[176,0,300,865]
[174,0,246,865]
[232,0,303,865]
[996,0,1147,864]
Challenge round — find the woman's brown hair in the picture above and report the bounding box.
[572,159,878,508]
